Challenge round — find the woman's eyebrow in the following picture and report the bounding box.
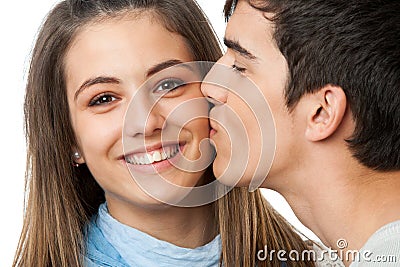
[146,59,194,78]
[75,76,121,101]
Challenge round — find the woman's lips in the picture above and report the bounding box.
[123,144,186,174]
[125,143,180,165]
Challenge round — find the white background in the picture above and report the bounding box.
[0,1,317,266]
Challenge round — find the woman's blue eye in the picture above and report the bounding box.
[89,94,117,106]
[153,79,185,94]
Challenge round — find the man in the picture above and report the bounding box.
[201,0,400,266]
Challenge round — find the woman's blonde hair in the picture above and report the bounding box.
[14,0,313,266]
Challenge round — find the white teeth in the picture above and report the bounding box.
[144,154,151,164]
[153,151,161,162]
[163,146,170,157]
[125,144,180,165]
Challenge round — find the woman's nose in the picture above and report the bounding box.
[124,92,165,138]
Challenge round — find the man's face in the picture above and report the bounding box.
[202,0,303,188]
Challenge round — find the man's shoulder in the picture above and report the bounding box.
[350,220,400,267]
[364,220,400,249]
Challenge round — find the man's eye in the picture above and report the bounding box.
[89,94,117,106]
[232,64,246,73]
[153,79,185,94]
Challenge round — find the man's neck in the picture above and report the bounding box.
[275,159,400,266]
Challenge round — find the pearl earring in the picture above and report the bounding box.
[73,152,81,167]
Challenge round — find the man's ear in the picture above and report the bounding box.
[305,85,347,141]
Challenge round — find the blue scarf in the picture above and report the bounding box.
[90,203,221,267]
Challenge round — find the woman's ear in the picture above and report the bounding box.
[305,85,347,142]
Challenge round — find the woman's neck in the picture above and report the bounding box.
[105,194,217,248]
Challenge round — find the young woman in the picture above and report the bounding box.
[14,0,313,266]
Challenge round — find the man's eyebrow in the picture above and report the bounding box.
[146,59,193,78]
[224,38,257,60]
[74,76,121,101]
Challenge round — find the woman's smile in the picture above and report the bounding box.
[122,142,187,174]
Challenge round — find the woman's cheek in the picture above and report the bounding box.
[78,111,124,161]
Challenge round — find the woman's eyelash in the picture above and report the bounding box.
[89,93,117,106]
[153,78,185,94]
[232,64,246,73]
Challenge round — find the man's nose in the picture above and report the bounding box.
[201,61,229,105]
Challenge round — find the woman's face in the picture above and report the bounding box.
[65,15,210,207]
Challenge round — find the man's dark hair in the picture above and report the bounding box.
[225,0,400,171]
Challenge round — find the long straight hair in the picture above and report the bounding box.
[14,0,313,266]
[218,189,314,266]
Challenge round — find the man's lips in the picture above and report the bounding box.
[209,118,219,132]
[210,128,217,138]
[209,116,219,140]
